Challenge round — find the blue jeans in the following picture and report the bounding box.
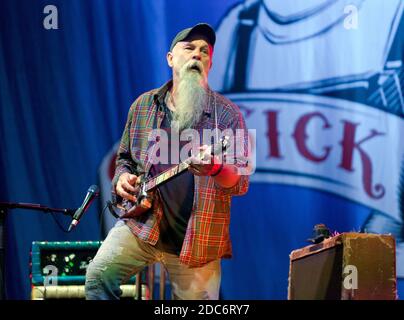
[85,222,221,300]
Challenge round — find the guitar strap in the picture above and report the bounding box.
[229,1,260,92]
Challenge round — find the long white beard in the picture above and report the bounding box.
[172,61,208,131]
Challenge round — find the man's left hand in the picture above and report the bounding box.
[188,145,220,176]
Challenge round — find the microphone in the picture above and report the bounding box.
[68,185,99,232]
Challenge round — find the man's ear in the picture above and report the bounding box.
[166,52,173,68]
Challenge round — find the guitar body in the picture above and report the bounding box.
[119,198,152,218]
[112,136,230,219]
[118,180,155,218]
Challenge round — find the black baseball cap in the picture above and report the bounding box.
[169,23,216,51]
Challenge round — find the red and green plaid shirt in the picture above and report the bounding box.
[112,81,249,267]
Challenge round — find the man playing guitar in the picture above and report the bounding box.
[85,23,250,300]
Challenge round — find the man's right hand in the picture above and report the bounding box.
[116,172,140,202]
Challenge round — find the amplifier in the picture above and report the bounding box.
[30,241,146,299]
[288,232,397,300]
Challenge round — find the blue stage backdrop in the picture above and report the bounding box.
[1,0,403,299]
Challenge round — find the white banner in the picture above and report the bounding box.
[227,92,404,222]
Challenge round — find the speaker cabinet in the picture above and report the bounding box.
[30,241,147,299]
[288,233,397,300]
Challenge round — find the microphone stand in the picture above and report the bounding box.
[0,202,76,216]
[0,202,76,300]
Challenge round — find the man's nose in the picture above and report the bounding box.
[192,50,202,60]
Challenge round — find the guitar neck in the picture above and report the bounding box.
[144,160,190,192]
[143,137,228,192]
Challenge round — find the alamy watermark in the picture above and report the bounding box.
[343,264,358,290]
[43,5,59,30]
[43,265,58,287]
[344,5,359,30]
[146,126,256,176]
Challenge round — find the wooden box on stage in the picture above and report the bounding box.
[288,232,397,300]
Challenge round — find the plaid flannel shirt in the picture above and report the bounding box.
[112,80,249,267]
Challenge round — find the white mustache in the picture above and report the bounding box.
[184,60,203,73]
